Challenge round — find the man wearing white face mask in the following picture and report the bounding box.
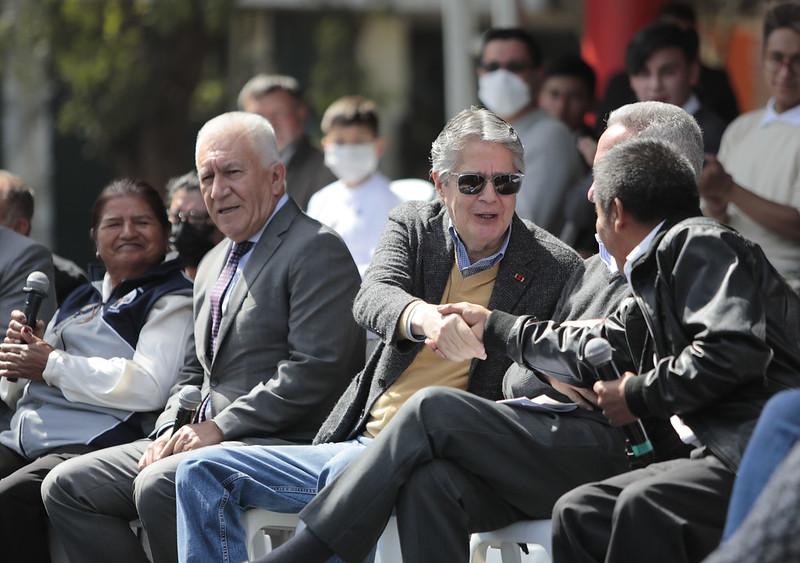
[478,28,583,237]
[307,96,402,276]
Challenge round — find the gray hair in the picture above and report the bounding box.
[195,111,280,171]
[237,74,304,110]
[593,137,699,224]
[430,107,524,183]
[0,170,34,226]
[607,101,704,181]
[166,171,201,202]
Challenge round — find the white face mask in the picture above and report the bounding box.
[478,69,531,118]
[324,143,379,186]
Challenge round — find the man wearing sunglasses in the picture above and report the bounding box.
[477,28,583,239]
[248,102,708,563]
[238,109,639,561]
[170,107,632,563]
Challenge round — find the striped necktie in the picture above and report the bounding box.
[208,240,253,359]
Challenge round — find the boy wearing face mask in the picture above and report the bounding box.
[307,96,401,276]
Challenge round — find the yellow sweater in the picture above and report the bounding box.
[364,261,498,438]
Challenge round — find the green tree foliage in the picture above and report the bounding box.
[1,0,234,188]
[307,15,364,120]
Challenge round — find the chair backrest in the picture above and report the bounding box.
[389,179,436,203]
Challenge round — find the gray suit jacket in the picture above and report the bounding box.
[0,226,56,327]
[285,136,336,211]
[155,199,365,444]
[315,200,582,444]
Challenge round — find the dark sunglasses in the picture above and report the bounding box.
[480,61,531,73]
[455,173,524,196]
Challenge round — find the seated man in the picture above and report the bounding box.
[481,137,799,562]
[477,27,583,235]
[259,136,800,563]
[625,21,727,154]
[248,104,709,563]
[237,74,335,210]
[166,171,224,280]
[172,107,601,563]
[537,54,600,255]
[41,111,365,563]
[699,3,800,291]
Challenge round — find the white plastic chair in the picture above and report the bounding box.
[469,519,553,563]
[389,179,436,202]
[242,509,301,559]
[243,508,403,562]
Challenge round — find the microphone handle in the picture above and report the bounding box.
[595,361,655,467]
[6,292,44,382]
[23,291,43,328]
[172,408,196,435]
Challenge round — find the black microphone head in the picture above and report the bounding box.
[24,271,50,295]
[177,386,202,410]
[585,337,613,367]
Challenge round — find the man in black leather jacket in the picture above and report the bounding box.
[476,137,800,562]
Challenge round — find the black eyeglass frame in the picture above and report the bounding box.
[453,173,524,196]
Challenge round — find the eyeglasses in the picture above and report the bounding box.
[170,210,211,225]
[480,60,531,74]
[454,173,524,196]
[764,51,800,74]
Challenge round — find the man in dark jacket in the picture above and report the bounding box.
[478,137,800,562]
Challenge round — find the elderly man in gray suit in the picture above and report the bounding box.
[42,111,365,563]
[171,107,629,563]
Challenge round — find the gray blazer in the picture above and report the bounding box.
[0,226,56,326]
[315,200,582,444]
[155,199,365,444]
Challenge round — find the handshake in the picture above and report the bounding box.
[421,302,605,411]
[413,301,492,362]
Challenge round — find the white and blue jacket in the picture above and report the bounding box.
[0,256,193,459]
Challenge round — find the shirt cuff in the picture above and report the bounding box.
[41,349,66,387]
[399,300,426,342]
[155,421,175,438]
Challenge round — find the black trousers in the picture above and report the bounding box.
[552,448,735,563]
[0,443,95,563]
[300,386,630,562]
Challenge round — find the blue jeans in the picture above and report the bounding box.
[722,388,800,539]
[175,438,370,563]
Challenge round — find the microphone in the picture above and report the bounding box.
[23,271,50,329]
[172,386,202,435]
[585,337,655,468]
[6,272,51,382]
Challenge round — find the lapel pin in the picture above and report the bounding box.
[514,273,525,282]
